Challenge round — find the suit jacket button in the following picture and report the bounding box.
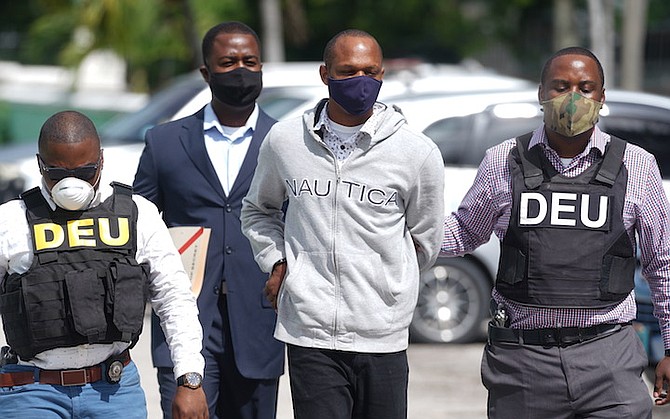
[225,205,232,213]
[225,246,233,254]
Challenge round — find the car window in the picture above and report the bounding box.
[257,86,325,120]
[474,113,541,165]
[599,103,670,179]
[422,115,475,165]
[423,105,541,167]
[422,98,670,176]
[99,73,205,145]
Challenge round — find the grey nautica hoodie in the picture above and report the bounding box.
[242,100,445,353]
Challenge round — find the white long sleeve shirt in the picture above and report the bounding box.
[0,184,204,379]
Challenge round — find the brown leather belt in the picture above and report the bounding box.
[0,349,131,387]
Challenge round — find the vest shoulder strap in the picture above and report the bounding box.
[21,187,51,220]
[515,132,544,189]
[594,136,627,186]
[109,182,134,214]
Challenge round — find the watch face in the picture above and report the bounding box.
[182,372,202,389]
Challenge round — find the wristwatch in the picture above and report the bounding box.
[177,372,203,389]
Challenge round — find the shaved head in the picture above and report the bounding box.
[38,110,100,155]
[323,29,382,68]
[541,46,605,89]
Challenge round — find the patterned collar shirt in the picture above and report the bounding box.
[315,102,385,163]
[441,124,670,348]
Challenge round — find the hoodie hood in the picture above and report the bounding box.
[303,98,407,147]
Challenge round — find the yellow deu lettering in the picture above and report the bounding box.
[33,217,131,250]
[67,219,96,247]
[33,223,65,251]
[99,217,130,246]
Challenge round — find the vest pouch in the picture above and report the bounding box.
[21,271,68,345]
[496,244,526,285]
[65,268,107,343]
[601,254,636,297]
[0,284,29,351]
[111,262,147,341]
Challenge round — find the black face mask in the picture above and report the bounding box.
[208,67,263,107]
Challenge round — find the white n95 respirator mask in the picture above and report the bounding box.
[50,176,96,211]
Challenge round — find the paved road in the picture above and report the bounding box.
[4,313,670,418]
[132,318,489,418]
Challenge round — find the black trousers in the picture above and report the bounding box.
[287,344,408,419]
[482,324,652,419]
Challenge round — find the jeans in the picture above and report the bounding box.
[0,360,147,418]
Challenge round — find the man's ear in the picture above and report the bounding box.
[35,154,43,175]
[319,65,329,85]
[199,65,210,84]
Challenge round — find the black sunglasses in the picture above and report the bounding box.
[38,155,101,182]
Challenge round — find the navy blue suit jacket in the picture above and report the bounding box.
[133,107,284,379]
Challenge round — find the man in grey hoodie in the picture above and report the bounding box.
[241,29,444,419]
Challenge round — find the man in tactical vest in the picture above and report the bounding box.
[441,47,670,418]
[0,111,208,418]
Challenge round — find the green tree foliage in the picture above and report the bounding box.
[284,0,489,62]
[4,0,670,92]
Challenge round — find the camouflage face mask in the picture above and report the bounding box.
[541,92,603,137]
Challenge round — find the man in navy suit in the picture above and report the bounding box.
[133,21,284,419]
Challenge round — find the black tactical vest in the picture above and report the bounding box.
[0,182,149,359]
[495,133,636,308]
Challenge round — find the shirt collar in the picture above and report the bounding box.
[531,124,609,157]
[203,102,259,137]
[314,101,384,138]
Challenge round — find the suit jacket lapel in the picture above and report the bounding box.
[179,108,227,201]
[228,109,277,199]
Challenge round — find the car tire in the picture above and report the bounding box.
[410,256,491,343]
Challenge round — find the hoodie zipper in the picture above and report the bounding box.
[313,131,342,348]
[332,163,341,349]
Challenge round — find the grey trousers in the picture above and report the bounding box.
[481,324,652,419]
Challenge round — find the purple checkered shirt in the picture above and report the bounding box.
[441,124,670,349]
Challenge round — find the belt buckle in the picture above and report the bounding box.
[540,329,559,347]
[106,360,124,384]
[60,369,87,386]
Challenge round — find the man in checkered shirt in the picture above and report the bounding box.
[441,46,670,418]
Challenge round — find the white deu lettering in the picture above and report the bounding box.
[550,192,577,226]
[581,195,609,228]
[519,192,547,225]
[518,191,609,228]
